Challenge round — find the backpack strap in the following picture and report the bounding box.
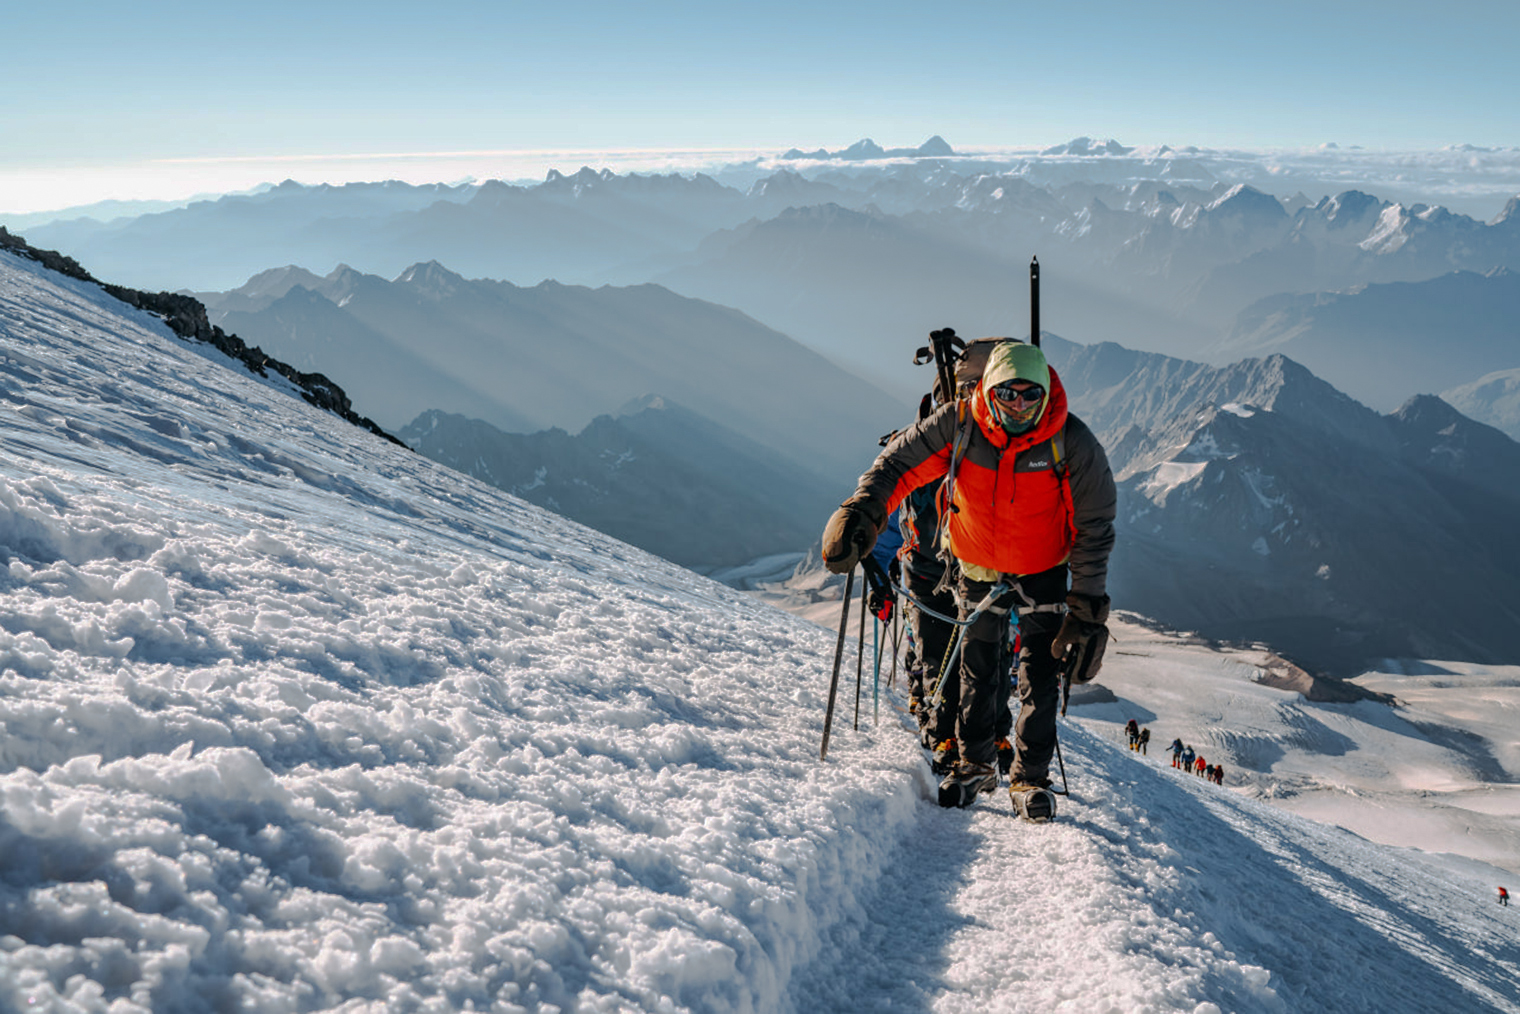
[931,402,976,593]
[939,401,975,518]
[1051,429,1078,546]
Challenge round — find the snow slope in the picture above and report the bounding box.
[2,249,1518,1012]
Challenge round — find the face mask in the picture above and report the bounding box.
[989,386,1044,434]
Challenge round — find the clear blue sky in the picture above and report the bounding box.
[2,0,1514,209]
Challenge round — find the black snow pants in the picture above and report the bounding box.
[904,563,957,743]
[956,564,1067,782]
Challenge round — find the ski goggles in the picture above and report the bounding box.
[990,382,1045,407]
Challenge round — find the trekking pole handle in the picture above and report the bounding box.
[930,327,957,405]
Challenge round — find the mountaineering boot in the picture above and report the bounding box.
[908,694,923,716]
[929,737,958,776]
[995,737,1014,776]
[938,761,999,809]
[1009,780,1058,822]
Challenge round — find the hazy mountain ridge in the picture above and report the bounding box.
[201,260,909,483]
[1216,267,1520,411]
[21,149,1520,412]
[1442,367,1520,440]
[1044,336,1399,462]
[211,279,541,435]
[781,135,955,160]
[654,178,1520,398]
[399,398,841,568]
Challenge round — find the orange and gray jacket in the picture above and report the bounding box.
[846,367,1116,598]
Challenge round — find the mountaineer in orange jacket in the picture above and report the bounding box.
[822,340,1116,814]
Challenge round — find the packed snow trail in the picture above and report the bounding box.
[796,714,1520,1013]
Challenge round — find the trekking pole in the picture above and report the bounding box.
[1052,732,1070,797]
[819,566,856,761]
[1029,256,1041,349]
[1052,641,1076,795]
[855,555,897,724]
[853,568,868,730]
[932,328,957,404]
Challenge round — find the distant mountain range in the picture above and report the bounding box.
[1040,137,1136,156]
[781,136,955,161]
[20,158,1520,413]
[24,165,1520,409]
[1215,267,1520,412]
[1441,367,1520,441]
[660,184,1520,400]
[15,143,1520,673]
[399,398,841,569]
[200,261,909,484]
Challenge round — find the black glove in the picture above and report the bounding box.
[821,500,884,575]
[1052,592,1110,684]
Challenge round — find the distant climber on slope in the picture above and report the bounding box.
[1169,738,1184,768]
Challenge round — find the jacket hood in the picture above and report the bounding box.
[981,341,1052,432]
[972,364,1069,453]
[981,341,1050,394]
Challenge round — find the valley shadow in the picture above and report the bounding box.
[1308,697,1510,780]
[1404,719,1511,782]
[1374,659,1459,677]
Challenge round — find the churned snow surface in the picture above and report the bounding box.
[2,248,1518,1013]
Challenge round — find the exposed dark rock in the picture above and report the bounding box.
[1253,654,1396,704]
